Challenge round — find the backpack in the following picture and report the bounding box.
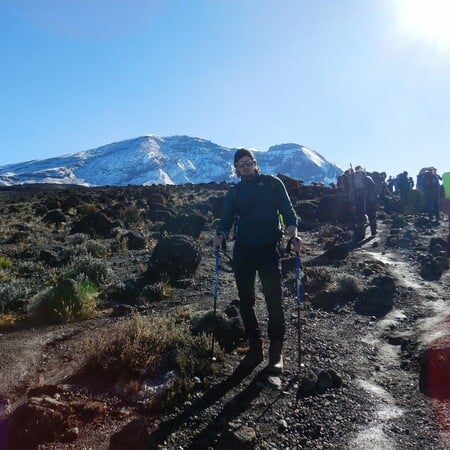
[423,171,436,189]
[232,175,283,239]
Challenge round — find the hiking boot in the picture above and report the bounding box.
[239,338,263,369]
[267,340,283,375]
[352,222,365,243]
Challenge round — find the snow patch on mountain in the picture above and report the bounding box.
[0,135,343,186]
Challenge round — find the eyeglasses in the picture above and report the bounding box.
[236,159,255,168]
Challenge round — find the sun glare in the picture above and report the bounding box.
[395,0,450,47]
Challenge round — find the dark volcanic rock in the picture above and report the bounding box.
[145,234,202,282]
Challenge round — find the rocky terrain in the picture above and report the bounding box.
[0,180,449,449]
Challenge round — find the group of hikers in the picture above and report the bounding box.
[335,165,448,242]
[387,168,442,221]
[213,148,449,375]
[336,165,379,242]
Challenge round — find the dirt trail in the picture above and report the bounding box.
[347,227,450,449]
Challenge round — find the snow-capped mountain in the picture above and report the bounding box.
[0,135,343,187]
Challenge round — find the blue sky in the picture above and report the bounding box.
[1,0,449,179]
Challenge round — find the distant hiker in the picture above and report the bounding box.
[342,168,354,194]
[214,148,301,374]
[336,172,345,192]
[349,165,378,242]
[387,176,395,193]
[421,168,441,223]
[395,171,411,207]
[370,171,388,204]
[416,167,439,191]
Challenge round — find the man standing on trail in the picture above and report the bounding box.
[350,165,378,242]
[213,148,301,374]
[422,168,441,223]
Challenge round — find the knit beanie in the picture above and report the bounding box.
[234,148,255,166]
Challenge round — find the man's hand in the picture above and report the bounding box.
[286,225,302,252]
[213,233,224,248]
[290,235,302,252]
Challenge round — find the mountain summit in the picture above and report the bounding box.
[0,135,343,186]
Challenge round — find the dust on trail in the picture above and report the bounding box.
[366,251,424,290]
[366,250,450,347]
[0,330,59,421]
[349,379,404,450]
[0,322,96,412]
[0,331,53,399]
[347,244,450,448]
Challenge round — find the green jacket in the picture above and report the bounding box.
[217,173,298,248]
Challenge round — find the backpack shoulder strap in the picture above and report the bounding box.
[231,184,240,209]
[262,174,279,210]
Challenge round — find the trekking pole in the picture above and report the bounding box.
[211,245,220,360]
[287,238,303,375]
[295,251,302,374]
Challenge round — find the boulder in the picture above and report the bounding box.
[70,211,120,238]
[145,235,202,283]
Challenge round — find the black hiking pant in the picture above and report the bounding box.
[424,190,440,221]
[353,191,377,235]
[232,242,285,343]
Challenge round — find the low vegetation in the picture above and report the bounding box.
[83,314,213,409]
[28,277,99,324]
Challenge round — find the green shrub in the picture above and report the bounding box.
[0,256,12,269]
[28,277,99,324]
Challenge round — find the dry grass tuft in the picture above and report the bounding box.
[83,314,212,408]
[78,203,99,216]
[122,205,141,226]
[140,281,173,302]
[303,267,333,294]
[333,274,362,302]
[0,312,19,329]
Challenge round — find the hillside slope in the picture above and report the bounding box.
[0,183,449,449]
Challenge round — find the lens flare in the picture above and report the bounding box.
[395,0,450,48]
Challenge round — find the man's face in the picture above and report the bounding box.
[236,157,256,178]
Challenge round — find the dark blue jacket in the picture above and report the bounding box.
[217,173,298,248]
